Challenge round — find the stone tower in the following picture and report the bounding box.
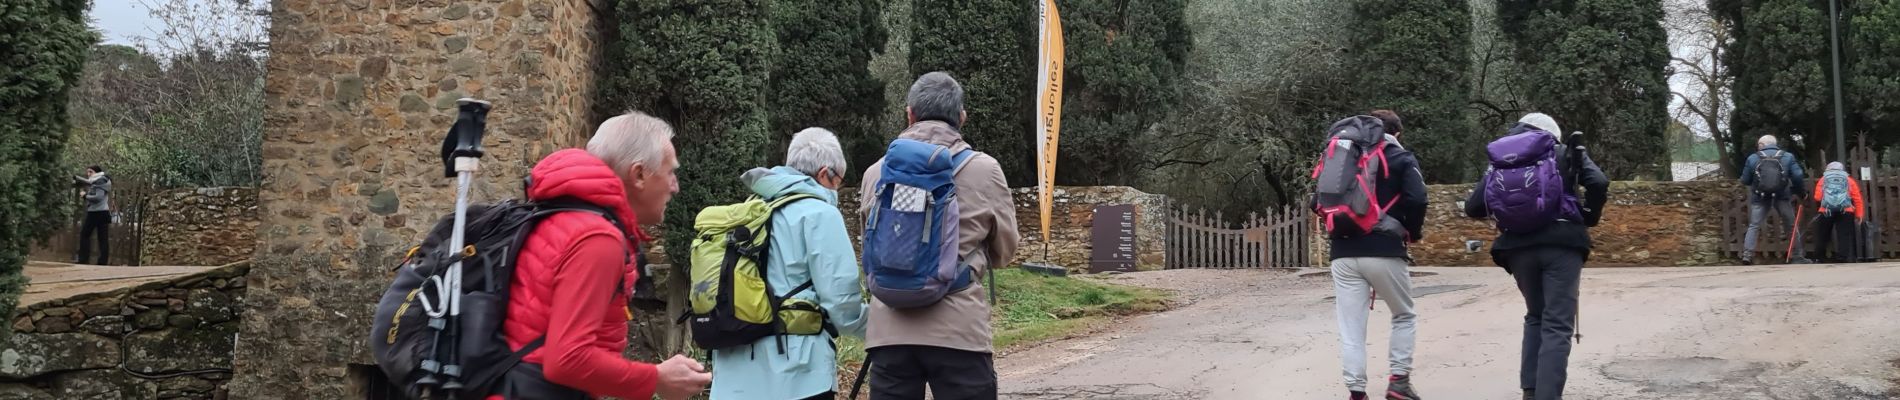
[227,0,605,397]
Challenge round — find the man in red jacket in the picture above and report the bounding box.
[492,111,710,399]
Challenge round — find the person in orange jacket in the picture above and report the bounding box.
[1810,162,1865,263]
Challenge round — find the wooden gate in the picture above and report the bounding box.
[1165,205,1311,269]
[27,185,151,266]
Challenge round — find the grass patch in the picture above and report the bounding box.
[832,268,1169,395]
[990,268,1169,348]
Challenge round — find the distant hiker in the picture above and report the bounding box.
[704,128,869,400]
[856,71,1019,400]
[1463,113,1609,400]
[1740,134,1811,265]
[490,112,706,399]
[1311,110,1428,400]
[73,165,111,265]
[1810,162,1864,263]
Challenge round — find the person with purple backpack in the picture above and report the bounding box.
[1311,110,1428,400]
[1462,113,1608,400]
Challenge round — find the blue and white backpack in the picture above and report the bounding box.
[862,139,980,309]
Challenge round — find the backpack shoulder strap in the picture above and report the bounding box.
[951,149,983,177]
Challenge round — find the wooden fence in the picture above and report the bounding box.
[1164,205,1311,269]
[1722,141,1890,261]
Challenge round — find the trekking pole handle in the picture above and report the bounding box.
[441,98,493,177]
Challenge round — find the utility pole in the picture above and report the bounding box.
[1829,0,1848,161]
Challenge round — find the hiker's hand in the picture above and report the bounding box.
[655,354,711,400]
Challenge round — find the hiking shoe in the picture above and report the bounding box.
[1523,389,1534,400]
[1740,258,1753,266]
[1386,375,1420,400]
[1350,390,1369,400]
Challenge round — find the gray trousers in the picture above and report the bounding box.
[1502,247,1583,400]
[1330,257,1417,392]
[1743,199,1804,261]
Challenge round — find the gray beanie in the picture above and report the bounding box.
[1519,113,1562,142]
[1828,161,1845,171]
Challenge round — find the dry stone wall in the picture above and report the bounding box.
[1,263,248,400]
[838,186,1169,273]
[233,0,604,397]
[140,187,259,266]
[1408,181,1735,267]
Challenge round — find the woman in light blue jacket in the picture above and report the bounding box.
[711,128,869,400]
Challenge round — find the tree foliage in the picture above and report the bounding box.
[767,0,889,182]
[0,0,96,326]
[602,0,779,271]
[908,0,1038,183]
[1347,0,1477,183]
[1714,0,1830,166]
[62,0,268,190]
[1500,0,1674,181]
[1055,0,1193,185]
[1137,0,1356,213]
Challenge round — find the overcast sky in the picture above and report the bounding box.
[89,0,164,46]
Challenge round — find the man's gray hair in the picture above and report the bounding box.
[587,111,675,172]
[1758,134,1778,148]
[908,71,964,128]
[786,127,846,178]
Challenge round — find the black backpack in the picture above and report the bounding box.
[1754,150,1789,195]
[369,199,626,400]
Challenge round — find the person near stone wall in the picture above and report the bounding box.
[710,128,869,400]
[1462,113,1610,400]
[72,165,112,265]
[487,112,710,400]
[1739,134,1812,265]
[1318,110,1428,400]
[856,72,1020,400]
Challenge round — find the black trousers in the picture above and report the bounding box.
[76,211,110,265]
[800,391,836,400]
[1502,247,1584,400]
[1810,213,1859,262]
[866,345,996,400]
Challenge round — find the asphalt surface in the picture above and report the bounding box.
[997,264,1900,399]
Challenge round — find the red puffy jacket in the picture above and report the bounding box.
[492,149,659,399]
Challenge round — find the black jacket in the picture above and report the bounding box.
[1464,124,1611,263]
[1325,137,1428,260]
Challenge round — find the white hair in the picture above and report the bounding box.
[587,111,675,172]
[1758,134,1778,148]
[786,127,845,178]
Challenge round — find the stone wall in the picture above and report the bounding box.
[141,187,259,266]
[1,263,249,400]
[837,186,1170,272]
[1410,181,1735,267]
[232,0,605,397]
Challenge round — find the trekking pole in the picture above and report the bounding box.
[437,98,493,394]
[1788,206,1805,264]
[1568,131,1585,345]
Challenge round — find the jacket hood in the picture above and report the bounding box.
[1506,122,1561,143]
[1518,113,1562,141]
[742,166,837,205]
[526,149,645,239]
[897,121,973,153]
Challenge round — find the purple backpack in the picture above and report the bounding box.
[1482,131,1580,233]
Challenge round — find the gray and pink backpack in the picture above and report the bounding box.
[1312,115,1400,239]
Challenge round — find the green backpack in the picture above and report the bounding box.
[681,194,834,351]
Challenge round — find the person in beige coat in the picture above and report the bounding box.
[856,71,1020,400]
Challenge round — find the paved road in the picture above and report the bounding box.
[997,264,1900,399]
